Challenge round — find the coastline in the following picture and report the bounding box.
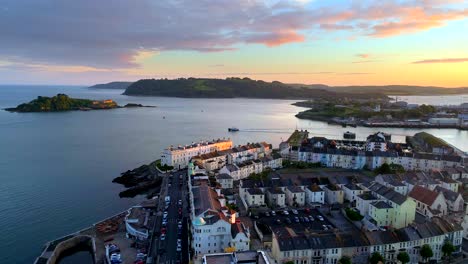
[295,114,468,130]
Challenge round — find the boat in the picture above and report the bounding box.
[228,127,239,132]
[343,131,356,139]
[106,244,122,264]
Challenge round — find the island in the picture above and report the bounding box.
[4,94,155,112]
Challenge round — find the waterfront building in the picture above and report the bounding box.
[284,132,464,172]
[342,183,365,203]
[161,138,232,169]
[124,200,157,241]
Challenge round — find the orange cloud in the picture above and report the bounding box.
[356,53,370,58]
[412,58,468,64]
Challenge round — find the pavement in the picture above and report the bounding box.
[148,169,190,264]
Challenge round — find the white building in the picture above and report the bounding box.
[162,138,232,169]
[409,185,448,218]
[285,186,306,207]
[305,184,325,205]
[190,181,250,255]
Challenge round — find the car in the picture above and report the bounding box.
[168,183,172,187]
[163,211,168,218]
[176,245,182,252]
[285,218,292,224]
[294,217,299,223]
[308,216,314,221]
[178,199,182,205]
[304,217,310,223]
[160,234,166,240]
[271,211,276,216]
[264,212,270,217]
[160,227,167,234]
[177,239,182,246]
[317,215,324,221]
[178,228,182,235]
[283,210,289,215]
[304,208,311,214]
[275,219,281,224]
[292,209,298,215]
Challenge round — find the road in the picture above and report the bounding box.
[149,169,190,264]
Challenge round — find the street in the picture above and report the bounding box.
[149,169,190,264]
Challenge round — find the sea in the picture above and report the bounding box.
[0,85,467,263]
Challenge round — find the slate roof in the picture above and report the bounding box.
[369,182,407,205]
[371,201,393,209]
[408,185,440,206]
[247,188,264,195]
[434,186,461,203]
[217,173,233,180]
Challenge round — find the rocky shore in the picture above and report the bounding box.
[112,160,163,198]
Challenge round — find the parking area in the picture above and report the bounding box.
[253,208,335,232]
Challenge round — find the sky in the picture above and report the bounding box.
[0,0,467,87]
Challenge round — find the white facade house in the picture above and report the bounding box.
[409,185,448,218]
[216,173,234,189]
[343,183,364,203]
[324,184,344,204]
[190,180,250,256]
[305,185,325,205]
[162,138,232,169]
[244,188,265,207]
[266,188,286,208]
[285,186,306,207]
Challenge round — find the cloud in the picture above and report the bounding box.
[352,60,378,64]
[0,0,467,72]
[356,54,370,59]
[412,58,468,64]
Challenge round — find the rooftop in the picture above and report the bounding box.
[408,185,440,206]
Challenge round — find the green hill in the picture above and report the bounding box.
[123,77,388,100]
[89,81,132,89]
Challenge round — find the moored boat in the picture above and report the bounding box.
[228,127,239,132]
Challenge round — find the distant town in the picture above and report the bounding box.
[36,130,468,264]
[294,97,468,130]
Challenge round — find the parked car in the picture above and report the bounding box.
[285,218,292,224]
[294,217,300,223]
[283,210,289,215]
[160,234,166,240]
[264,212,270,217]
[292,209,298,215]
[271,211,276,216]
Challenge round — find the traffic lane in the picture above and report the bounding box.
[165,173,181,262]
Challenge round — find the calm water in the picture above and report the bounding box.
[0,86,467,263]
[390,94,468,106]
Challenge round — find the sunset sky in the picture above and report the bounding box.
[0,0,467,86]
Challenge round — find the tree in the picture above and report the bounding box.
[338,255,352,264]
[369,252,384,264]
[397,251,410,264]
[441,240,455,263]
[420,244,433,263]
